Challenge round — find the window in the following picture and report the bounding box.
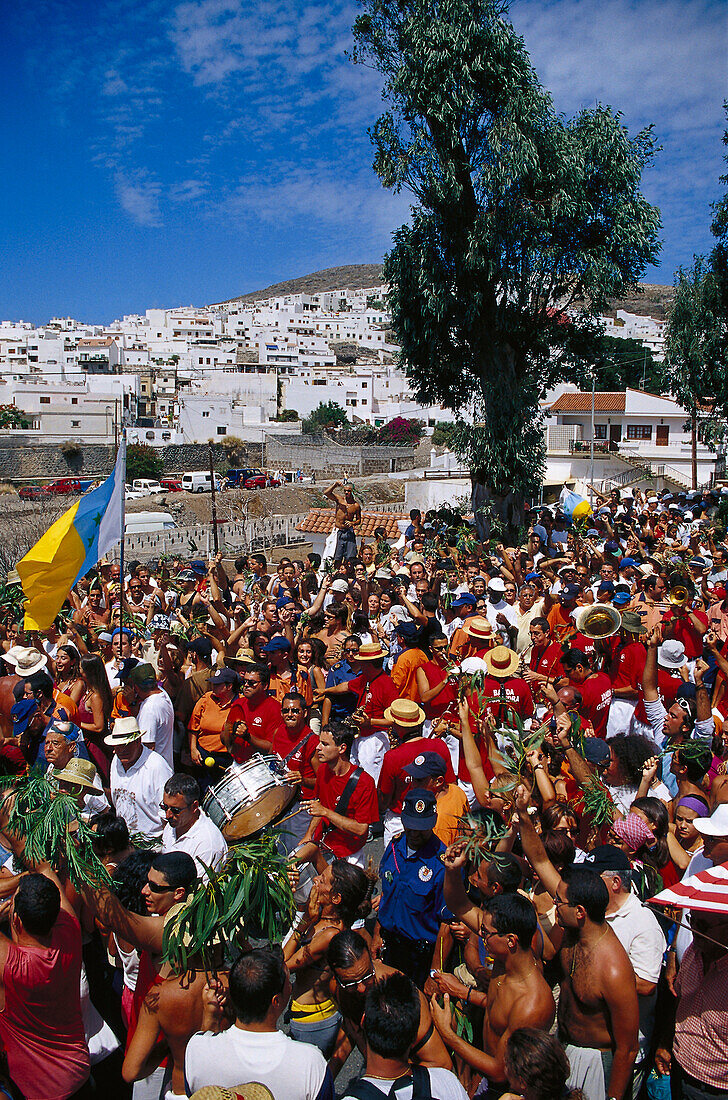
[71,420,80,427]
[202,411,210,418]
[362,381,368,388]
[626,424,652,440]
[217,426,227,435]
[594,424,607,439]
[71,398,78,405]
[40,397,50,404]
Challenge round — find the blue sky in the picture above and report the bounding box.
[2,0,725,323]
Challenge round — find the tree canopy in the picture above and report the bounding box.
[126,443,163,483]
[301,401,348,434]
[352,0,661,530]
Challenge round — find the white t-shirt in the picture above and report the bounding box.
[161,810,228,876]
[184,1027,328,1099]
[138,690,175,768]
[110,746,172,838]
[607,890,666,1058]
[342,1068,468,1100]
[485,599,518,644]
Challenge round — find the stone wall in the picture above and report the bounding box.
[0,441,264,482]
[265,434,416,477]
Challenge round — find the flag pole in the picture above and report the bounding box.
[119,430,126,623]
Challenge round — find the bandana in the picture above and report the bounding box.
[675,796,710,818]
[611,813,655,853]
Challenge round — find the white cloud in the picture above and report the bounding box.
[115,173,163,227]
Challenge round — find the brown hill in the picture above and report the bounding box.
[211,264,385,306]
[214,265,673,318]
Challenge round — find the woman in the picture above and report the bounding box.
[293,638,327,714]
[78,655,114,783]
[188,667,239,789]
[315,605,350,668]
[53,644,85,706]
[603,733,668,815]
[108,850,157,1026]
[502,1028,583,1100]
[540,801,585,861]
[667,793,708,871]
[284,860,372,1057]
[105,628,134,691]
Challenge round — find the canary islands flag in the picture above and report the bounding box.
[17,441,125,630]
[559,486,593,522]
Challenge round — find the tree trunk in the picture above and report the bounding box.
[691,412,698,490]
[471,478,527,545]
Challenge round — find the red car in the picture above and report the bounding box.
[18,486,47,500]
[160,478,183,492]
[45,478,82,495]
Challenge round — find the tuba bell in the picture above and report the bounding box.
[574,602,623,639]
[668,584,690,607]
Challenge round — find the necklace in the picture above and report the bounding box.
[367,1070,411,1081]
[570,926,610,977]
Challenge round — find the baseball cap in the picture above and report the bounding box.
[693,803,728,838]
[619,557,638,570]
[583,845,632,874]
[404,752,447,780]
[11,699,38,735]
[126,662,157,688]
[211,667,239,686]
[604,540,620,554]
[400,789,438,830]
[487,577,506,593]
[582,737,610,766]
[276,596,295,609]
[395,621,420,639]
[525,572,542,582]
[187,637,213,660]
[613,591,631,607]
[116,657,140,684]
[261,636,292,653]
[450,594,477,609]
[561,584,581,600]
[189,560,207,577]
[597,581,615,595]
[330,579,349,594]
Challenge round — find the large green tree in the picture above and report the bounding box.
[352,0,661,535]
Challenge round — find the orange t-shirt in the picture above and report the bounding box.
[188,692,235,754]
[391,648,429,702]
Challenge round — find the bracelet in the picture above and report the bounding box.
[465,987,472,1004]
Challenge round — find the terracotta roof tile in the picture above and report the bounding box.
[296,509,403,538]
[549,392,626,413]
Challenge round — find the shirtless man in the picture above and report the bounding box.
[326,930,452,1077]
[513,784,639,1100]
[324,480,361,564]
[434,851,555,1092]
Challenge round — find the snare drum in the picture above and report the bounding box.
[202,754,296,840]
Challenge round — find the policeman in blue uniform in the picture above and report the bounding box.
[374,788,450,989]
[324,638,360,723]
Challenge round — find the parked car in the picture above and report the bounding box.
[182,470,213,493]
[18,485,47,500]
[45,478,83,495]
[160,477,183,492]
[132,479,163,495]
[224,468,281,490]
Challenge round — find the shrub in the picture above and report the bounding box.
[302,401,348,434]
[126,443,163,483]
[277,409,299,422]
[60,440,82,458]
[377,417,424,446]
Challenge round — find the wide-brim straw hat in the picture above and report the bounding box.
[384,698,425,727]
[463,616,493,641]
[190,1086,274,1100]
[104,715,143,747]
[356,642,385,661]
[53,758,103,794]
[485,645,520,679]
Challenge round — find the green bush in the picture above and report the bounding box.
[431,421,457,448]
[126,443,163,483]
[302,401,348,434]
[277,409,299,422]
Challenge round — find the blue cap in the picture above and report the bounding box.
[613,591,631,606]
[395,620,420,638]
[211,666,239,685]
[261,635,291,653]
[111,627,133,640]
[400,788,438,830]
[450,594,476,608]
[11,699,38,734]
[597,580,615,595]
[532,524,548,542]
[604,540,620,553]
[561,584,581,600]
[404,752,447,779]
[190,560,207,576]
[620,557,638,570]
[276,595,295,608]
[117,657,140,684]
[587,528,600,537]
[525,571,541,582]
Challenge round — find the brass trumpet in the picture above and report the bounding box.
[668,584,690,607]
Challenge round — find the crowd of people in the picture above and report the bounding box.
[0,478,726,1100]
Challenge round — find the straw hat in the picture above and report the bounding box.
[463,616,493,641]
[355,642,385,662]
[53,758,103,794]
[485,645,520,679]
[225,648,256,671]
[13,647,49,677]
[383,699,425,727]
[104,715,143,747]
[190,1086,274,1100]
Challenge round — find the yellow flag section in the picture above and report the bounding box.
[17,442,125,631]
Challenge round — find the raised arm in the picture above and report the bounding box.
[512,784,565,900]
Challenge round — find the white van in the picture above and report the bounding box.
[125,511,177,535]
[182,470,212,493]
[132,479,162,495]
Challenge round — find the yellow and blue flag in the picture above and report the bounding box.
[17,441,125,630]
[559,486,593,522]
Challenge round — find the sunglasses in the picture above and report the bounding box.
[335,966,375,990]
[160,802,184,816]
[281,708,302,714]
[145,879,174,894]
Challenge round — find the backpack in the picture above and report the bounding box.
[346,1064,433,1100]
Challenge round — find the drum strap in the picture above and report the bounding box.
[321,766,363,838]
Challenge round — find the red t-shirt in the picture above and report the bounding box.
[634,668,682,725]
[610,641,647,693]
[228,694,282,763]
[420,661,458,720]
[662,608,708,660]
[469,676,534,721]
[271,722,318,786]
[348,671,398,721]
[313,763,379,857]
[571,671,612,738]
[571,632,597,662]
[377,736,455,814]
[529,641,564,680]
[0,908,89,1100]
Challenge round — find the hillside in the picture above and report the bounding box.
[214,264,673,318]
[212,264,385,306]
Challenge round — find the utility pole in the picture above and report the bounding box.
[691,410,698,490]
[209,445,219,554]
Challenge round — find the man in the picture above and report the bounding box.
[326,930,452,1078]
[607,610,647,738]
[161,772,227,874]
[629,572,667,633]
[582,845,666,1094]
[476,645,534,726]
[431,883,555,1092]
[0,869,90,1100]
[655,901,728,1098]
[340,973,467,1100]
[261,635,294,701]
[523,616,564,709]
[107,714,173,838]
[224,663,282,763]
[485,577,518,646]
[404,508,424,542]
[185,946,333,1100]
[127,661,175,768]
[271,691,319,852]
[377,701,455,846]
[175,636,214,729]
[322,635,361,727]
[325,641,396,782]
[404,751,468,848]
[391,621,430,701]
[548,582,581,642]
[513,785,639,1100]
[561,648,613,739]
[373,789,448,989]
[513,581,544,653]
[297,724,379,870]
[324,479,361,564]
